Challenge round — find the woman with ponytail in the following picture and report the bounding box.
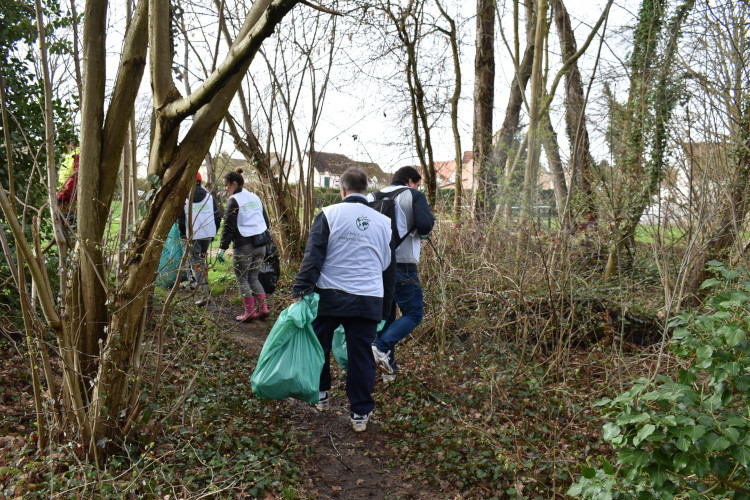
[218,168,271,321]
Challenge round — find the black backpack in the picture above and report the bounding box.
[369,187,412,248]
[258,238,281,295]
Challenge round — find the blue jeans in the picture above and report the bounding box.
[374,265,423,374]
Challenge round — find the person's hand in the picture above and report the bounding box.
[217,249,226,263]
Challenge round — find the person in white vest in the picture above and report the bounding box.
[178,172,223,305]
[218,168,272,322]
[292,167,395,433]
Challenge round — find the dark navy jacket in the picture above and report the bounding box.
[292,195,396,321]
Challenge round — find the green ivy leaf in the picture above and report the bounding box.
[673,452,689,471]
[603,423,621,441]
[692,458,710,478]
[646,464,668,487]
[700,278,721,289]
[676,437,691,452]
[619,448,650,468]
[602,458,615,475]
[731,445,750,467]
[723,427,740,443]
[724,326,746,347]
[581,465,596,479]
[633,424,656,446]
[677,369,696,385]
[685,425,706,441]
[737,375,750,392]
[703,432,731,452]
[696,345,714,360]
[673,326,690,339]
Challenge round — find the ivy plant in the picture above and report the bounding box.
[570,261,750,499]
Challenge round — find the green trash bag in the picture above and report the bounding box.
[156,222,187,288]
[332,320,386,373]
[251,294,324,404]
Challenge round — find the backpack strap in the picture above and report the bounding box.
[374,187,412,247]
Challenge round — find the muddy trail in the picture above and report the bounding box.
[206,294,443,499]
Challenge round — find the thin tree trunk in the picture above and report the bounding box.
[471,0,495,219]
[517,0,547,250]
[540,105,567,220]
[551,0,595,218]
[435,0,463,219]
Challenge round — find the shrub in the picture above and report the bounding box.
[570,261,750,498]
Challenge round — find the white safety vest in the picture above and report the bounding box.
[317,198,392,298]
[230,189,267,237]
[185,191,216,240]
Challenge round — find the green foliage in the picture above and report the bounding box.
[314,186,341,208]
[0,0,76,313]
[570,261,750,498]
[1,303,304,498]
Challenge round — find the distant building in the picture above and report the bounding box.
[415,151,475,191]
[288,151,389,189]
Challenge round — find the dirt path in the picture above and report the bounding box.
[208,295,442,499]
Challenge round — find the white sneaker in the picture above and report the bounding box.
[382,373,397,383]
[371,346,394,375]
[315,392,329,412]
[350,412,369,432]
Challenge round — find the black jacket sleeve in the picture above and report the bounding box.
[291,211,330,299]
[177,209,187,239]
[220,197,239,251]
[411,189,435,236]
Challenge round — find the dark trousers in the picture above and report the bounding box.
[313,315,378,415]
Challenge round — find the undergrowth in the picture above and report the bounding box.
[0,297,306,498]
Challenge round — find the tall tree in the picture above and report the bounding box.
[683,0,750,295]
[0,0,301,454]
[471,0,495,219]
[603,0,696,278]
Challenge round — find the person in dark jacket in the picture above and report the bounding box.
[292,167,394,432]
[178,172,223,305]
[218,168,271,322]
[368,166,435,382]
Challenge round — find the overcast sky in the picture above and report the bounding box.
[101,0,636,175]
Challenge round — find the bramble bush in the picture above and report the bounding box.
[570,261,750,498]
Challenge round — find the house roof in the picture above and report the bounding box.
[433,160,457,184]
[415,152,473,184]
[311,152,358,175]
[310,152,387,181]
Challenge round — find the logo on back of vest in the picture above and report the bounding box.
[356,216,370,231]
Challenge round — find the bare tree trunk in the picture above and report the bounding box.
[435,0,463,219]
[604,0,695,278]
[493,0,535,222]
[471,0,495,219]
[551,0,595,218]
[517,0,547,249]
[69,0,83,101]
[540,106,567,220]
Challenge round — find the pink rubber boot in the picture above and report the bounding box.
[256,294,270,319]
[236,296,257,322]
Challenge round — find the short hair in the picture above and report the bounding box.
[223,168,245,187]
[392,166,421,185]
[340,167,368,193]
